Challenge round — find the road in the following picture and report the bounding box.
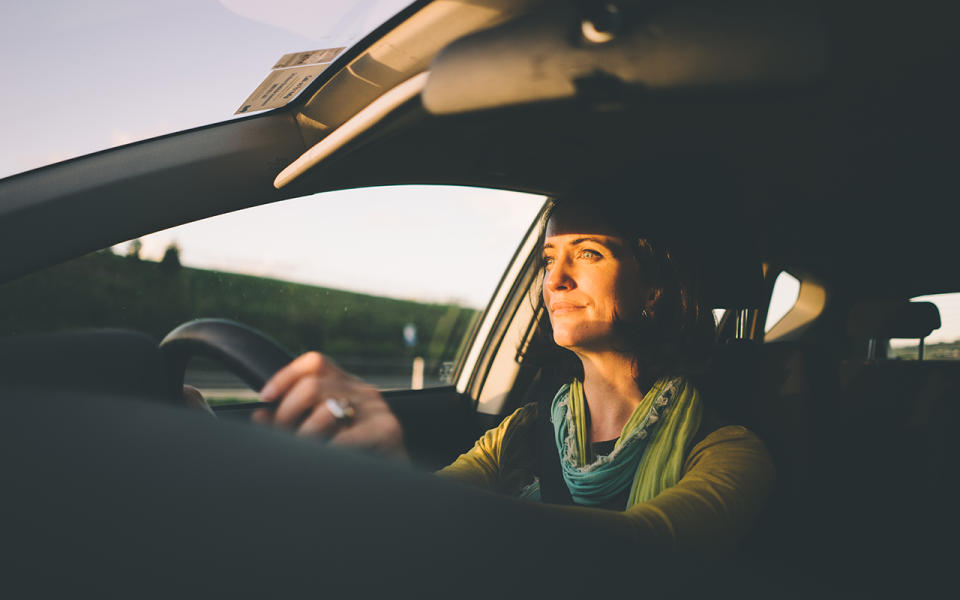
[186,364,446,402]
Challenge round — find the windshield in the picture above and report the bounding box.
[0,0,414,179]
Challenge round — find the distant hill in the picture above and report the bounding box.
[889,340,960,360]
[0,251,479,376]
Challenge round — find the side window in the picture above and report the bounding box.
[0,185,546,401]
[888,293,960,360]
[712,309,726,327]
[764,271,801,333]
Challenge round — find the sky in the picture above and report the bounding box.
[2,1,958,338]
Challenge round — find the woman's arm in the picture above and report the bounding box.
[437,403,539,493]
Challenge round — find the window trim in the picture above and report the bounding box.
[765,277,827,342]
[455,202,548,413]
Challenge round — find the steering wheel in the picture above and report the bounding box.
[159,319,295,406]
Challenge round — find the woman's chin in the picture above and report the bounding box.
[552,328,618,354]
[552,331,597,351]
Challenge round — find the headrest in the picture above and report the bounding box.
[847,300,941,339]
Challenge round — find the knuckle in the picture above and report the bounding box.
[303,351,326,373]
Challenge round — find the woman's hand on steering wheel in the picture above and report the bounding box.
[252,351,408,460]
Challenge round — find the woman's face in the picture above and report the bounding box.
[542,215,647,353]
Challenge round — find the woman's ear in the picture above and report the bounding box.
[642,287,662,318]
[647,288,661,307]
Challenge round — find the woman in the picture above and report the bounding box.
[252,198,774,554]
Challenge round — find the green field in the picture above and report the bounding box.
[888,340,960,360]
[0,250,479,377]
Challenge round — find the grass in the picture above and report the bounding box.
[0,250,479,373]
[889,340,960,360]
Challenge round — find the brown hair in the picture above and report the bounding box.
[521,197,716,391]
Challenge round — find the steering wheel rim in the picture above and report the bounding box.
[159,319,295,396]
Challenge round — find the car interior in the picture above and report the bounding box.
[1,0,956,596]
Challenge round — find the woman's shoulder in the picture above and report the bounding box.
[697,424,764,445]
[499,401,539,437]
[465,401,539,454]
[684,422,775,477]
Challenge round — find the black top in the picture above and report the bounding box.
[588,439,631,510]
[589,438,618,460]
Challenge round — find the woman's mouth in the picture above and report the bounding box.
[550,302,584,315]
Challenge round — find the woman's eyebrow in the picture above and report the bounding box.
[571,236,615,248]
[543,236,622,250]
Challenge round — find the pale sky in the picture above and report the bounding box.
[890,294,960,347]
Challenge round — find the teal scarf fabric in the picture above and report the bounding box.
[550,377,702,508]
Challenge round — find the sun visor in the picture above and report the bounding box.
[423,0,827,115]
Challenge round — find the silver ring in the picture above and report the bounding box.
[324,397,356,424]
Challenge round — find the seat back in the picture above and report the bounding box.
[700,339,839,551]
[0,329,175,403]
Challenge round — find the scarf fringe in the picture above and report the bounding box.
[551,377,702,508]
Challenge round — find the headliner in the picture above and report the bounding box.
[288,0,958,298]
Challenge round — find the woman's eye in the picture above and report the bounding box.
[542,255,555,268]
[580,249,602,260]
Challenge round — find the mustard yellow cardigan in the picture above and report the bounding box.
[437,403,776,555]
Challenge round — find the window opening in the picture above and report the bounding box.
[888,293,960,360]
[764,271,800,333]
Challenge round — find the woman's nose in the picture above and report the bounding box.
[544,260,575,291]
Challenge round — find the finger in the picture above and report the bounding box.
[251,408,270,424]
[329,408,401,451]
[182,385,215,416]
[181,384,204,406]
[260,351,340,401]
[273,377,359,428]
[296,401,340,438]
[272,376,330,427]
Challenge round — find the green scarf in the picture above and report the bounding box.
[551,376,703,508]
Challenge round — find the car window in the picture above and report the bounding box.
[888,293,960,360]
[765,271,801,333]
[712,309,726,327]
[0,185,545,401]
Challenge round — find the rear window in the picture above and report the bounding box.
[888,293,960,360]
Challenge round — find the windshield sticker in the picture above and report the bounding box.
[236,47,346,114]
[236,64,329,114]
[272,47,345,69]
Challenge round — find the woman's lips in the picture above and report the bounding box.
[550,302,584,315]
